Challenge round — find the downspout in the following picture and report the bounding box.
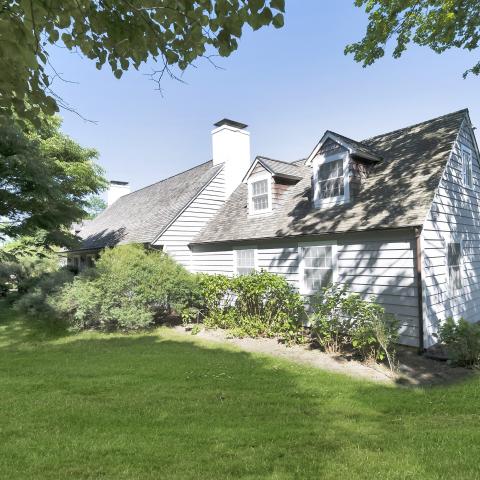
[414,227,425,353]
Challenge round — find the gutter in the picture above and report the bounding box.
[414,226,425,353]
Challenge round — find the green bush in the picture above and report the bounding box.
[14,268,74,316]
[51,244,200,332]
[199,271,306,343]
[438,317,480,367]
[309,284,399,369]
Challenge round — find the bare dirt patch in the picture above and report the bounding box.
[174,325,475,386]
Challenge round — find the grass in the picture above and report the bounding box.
[1,302,480,479]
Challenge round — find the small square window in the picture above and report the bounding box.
[251,179,269,212]
[236,249,256,275]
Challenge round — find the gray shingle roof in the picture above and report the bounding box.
[193,109,468,245]
[257,157,303,179]
[78,161,222,250]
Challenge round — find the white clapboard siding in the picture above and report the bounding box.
[154,168,226,269]
[191,231,419,346]
[421,120,480,348]
[337,235,418,347]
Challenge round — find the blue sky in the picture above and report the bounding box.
[50,0,480,192]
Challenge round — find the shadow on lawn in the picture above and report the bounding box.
[0,326,387,478]
[1,308,480,478]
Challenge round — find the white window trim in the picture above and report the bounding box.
[299,240,338,295]
[312,151,350,208]
[248,172,272,215]
[233,246,257,275]
[444,235,463,298]
[461,146,473,190]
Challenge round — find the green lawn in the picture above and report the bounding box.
[1,303,480,480]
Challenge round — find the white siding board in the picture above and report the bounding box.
[154,169,226,270]
[421,120,480,348]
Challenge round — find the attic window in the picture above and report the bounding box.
[447,242,462,295]
[251,179,270,212]
[318,159,344,199]
[462,148,473,188]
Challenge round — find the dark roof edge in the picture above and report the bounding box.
[189,225,419,248]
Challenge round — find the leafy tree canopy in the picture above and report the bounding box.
[346,0,480,78]
[0,115,107,247]
[1,0,285,124]
[86,195,107,219]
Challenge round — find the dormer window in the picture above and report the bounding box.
[248,173,272,214]
[318,159,344,199]
[252,179,269,211]
[312,152,349,207]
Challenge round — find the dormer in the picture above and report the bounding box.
[242,156,302,216]
[306,131,382,208]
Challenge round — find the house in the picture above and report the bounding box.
[71,109,480,349]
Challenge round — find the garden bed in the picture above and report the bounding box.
[176,325,474,386]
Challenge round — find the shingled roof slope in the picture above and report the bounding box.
[193,109,468,245]
[78,160,222,250]
[257,157,303,178]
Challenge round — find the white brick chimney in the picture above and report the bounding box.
[212,119,251,198]
[107,180,131,206]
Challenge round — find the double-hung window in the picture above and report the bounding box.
[462,148,473,188]
[251,179,270,212]
[318,159,344,199]
[300,243,337,294]
[235,249,256,275]
[447,242,462,295]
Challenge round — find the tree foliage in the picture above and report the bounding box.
[1,0,285,123]
[0,115,106,247]
[346,0,480,77]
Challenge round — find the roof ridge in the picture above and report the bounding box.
[362,108,468,144]
[116,159,215,200]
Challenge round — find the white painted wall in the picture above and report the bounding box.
[191,230,419,346]
[212,124,251,198]
[421,119,480,348]
[154,168,226,269]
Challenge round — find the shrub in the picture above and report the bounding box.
[14,268,74,316]
[309,284,399,369]
[438,317,480,367]
[199,271,306,343]
[51,244,200,332]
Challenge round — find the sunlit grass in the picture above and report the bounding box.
[0,301,479,479]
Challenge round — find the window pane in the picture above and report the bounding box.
[237,249,254,267]
[304,267,333,292]
[318,160,344,199]
[464,152,473,187]
[302,245,334,292]
[449,265,462,291]
[236,249,255,275]
[253,194,269,211]
[447,243,461,267]
[252,179,268,196]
